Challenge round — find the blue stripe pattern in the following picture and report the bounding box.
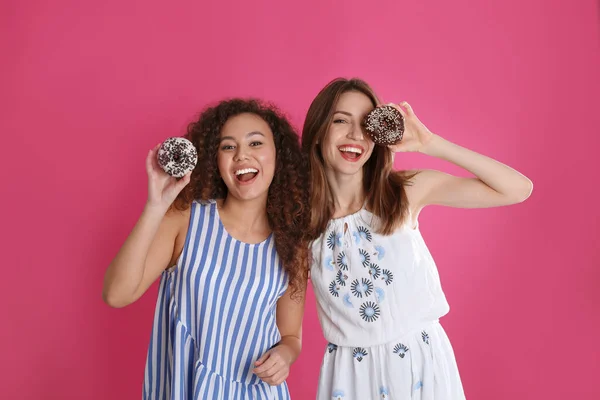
[143,200,290,399]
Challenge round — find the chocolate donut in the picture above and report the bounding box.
[157,137,198,178]
[363,105,405,146]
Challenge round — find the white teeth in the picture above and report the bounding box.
[339,147,363,154]
[235,168,258,175]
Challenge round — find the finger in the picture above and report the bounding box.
[268,371,288,386]
[387,102,407,118]
[146,149,154,173]
[150,143,162,158]
[263,362,282,378]
[255,362,279,378]
[400,101,413,115]
[148,144,164,172]
[253,357,276,375]
[175,172,192,191]
[254,351,271,367]
[255,360,281,377]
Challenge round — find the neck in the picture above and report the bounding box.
[325,167,366,217]
[220,194,270,233]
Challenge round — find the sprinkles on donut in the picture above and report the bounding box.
[157,137,198,178]
[363,105,405,146]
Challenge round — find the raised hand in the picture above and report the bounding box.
[145,143,191,211]
[387,101,435,153]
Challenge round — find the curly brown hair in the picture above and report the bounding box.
[173,98,310,298]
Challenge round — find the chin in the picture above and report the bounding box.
[334,164,364,176]
[231,190,269,203]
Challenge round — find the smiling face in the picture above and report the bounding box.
[217,113,276,202]
[320,91,376,177]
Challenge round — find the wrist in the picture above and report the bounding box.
[276,340,299,365]
[143,202,169,218]
[419,133,444,156]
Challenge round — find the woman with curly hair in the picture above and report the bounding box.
[302,78,533,399]
[102,99,309,399]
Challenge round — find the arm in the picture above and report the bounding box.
[102,205,186,308]
[389,102,533,210]
[253,283,307,386]
[102,144,191,308]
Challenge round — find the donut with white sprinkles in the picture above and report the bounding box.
[157,137,198,178]
[363,105,405,145]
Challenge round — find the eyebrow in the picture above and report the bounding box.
[333,111,353,117]
[220,131,265,142]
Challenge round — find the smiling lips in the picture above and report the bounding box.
[338,145,364,162]
[234,167,259,184]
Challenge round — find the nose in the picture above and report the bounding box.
[233,146,249,161]
[347,122,365,141]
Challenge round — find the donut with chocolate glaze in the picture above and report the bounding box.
[363,105,405,146]
[157,137,197,178]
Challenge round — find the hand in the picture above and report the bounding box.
[145,143,191,211]
[387,101,435,153]
[253,345,292,386]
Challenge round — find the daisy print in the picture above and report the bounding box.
[336,252,348,271]
[329,280,340,297]
[351,278,373,298]
[359,301,380,322]
[358,248,370,267]
[336,270,348,286]
[381,269,394,286]
[343,293,354,308]
[323,255,335,271]
[374,245,386,260]
[327,231,342,250]
[369,263,381,279]
[393,343,409,358]
[357,226,372,242]
[380,386,390,399]
[353,347,368,362]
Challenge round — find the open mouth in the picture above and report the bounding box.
[234,167,259,183]
[338,146,364,162]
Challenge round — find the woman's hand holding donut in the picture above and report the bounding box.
[145,143,191,212]
[387,102,435,153]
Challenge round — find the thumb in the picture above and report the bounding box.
[175,172,192,192]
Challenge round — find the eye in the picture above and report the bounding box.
[333,119,348,124]
[220,144,235,151]
[249,141,263,147]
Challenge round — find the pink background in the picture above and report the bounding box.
[2,0,599,398]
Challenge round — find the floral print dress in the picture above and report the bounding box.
[310,208,466,399]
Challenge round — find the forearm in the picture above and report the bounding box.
[277,334,302,365]
[422,134,533,201]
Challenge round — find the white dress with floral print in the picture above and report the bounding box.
[310,208,466,399]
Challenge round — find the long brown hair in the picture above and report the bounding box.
[301,77,414,239]
[174,99,309,297]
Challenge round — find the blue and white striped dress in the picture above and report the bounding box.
[143,200,291,399]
